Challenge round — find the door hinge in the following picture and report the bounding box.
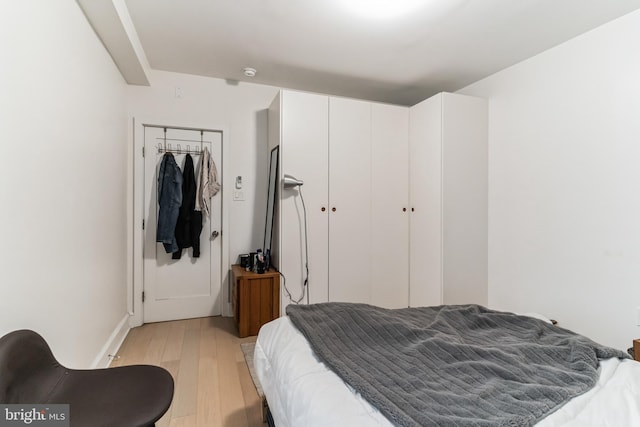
[142,291,145,303]
[142,219,145,230]
[142,146,145,157]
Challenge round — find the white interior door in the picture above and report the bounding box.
[143,126,222,323]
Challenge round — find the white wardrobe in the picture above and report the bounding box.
[268,89,486,313]
[268,90,409,311]
[409,92,488,307]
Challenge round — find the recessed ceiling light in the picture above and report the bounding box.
[243,67,257,77]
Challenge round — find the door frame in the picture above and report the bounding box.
[129,117,232,328]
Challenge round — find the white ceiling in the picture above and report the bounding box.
[114,0,640,105]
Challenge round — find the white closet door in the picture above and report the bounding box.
[328,97,372,303]
[409,94,443,307]
[371,103,409,308]
[279,91,329,306]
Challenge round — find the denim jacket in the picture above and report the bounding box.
[156,153,183,253]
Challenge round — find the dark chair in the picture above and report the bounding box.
[0,329,174,427]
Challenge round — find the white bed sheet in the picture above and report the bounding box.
[254,316,640,427]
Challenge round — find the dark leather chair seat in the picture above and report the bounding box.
[0,329,174,427]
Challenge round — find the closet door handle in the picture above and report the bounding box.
[332,207,336,212]
[321,207,326,212]
[402,208,407,212]
[411,207,415,212]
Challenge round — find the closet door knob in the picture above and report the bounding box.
[402,208,407,212]
[332,207,336,212]
[411,207,415,212]
[321,207,326,212]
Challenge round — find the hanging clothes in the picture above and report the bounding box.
[156,152,183,253]
[172,154,203,259]
[195,146,221,220]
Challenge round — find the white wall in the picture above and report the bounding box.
[459,9,640,350]
[0,1,129,366]
[127,71,280,269]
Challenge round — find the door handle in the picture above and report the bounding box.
[211,230,219,239]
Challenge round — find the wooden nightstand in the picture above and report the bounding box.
[633,339,640,361]
[231,264,280,338]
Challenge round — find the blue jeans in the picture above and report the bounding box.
[156,153,183,253]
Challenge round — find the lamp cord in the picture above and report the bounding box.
[300,187,310,305]
[282,186,310,305]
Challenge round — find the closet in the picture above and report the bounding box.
[269,90,409,310]
[270,89,486,313]
[408,92,488,307]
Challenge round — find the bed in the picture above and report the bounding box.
[254,303,640,427]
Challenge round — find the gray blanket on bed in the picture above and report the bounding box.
[286,303,628,427]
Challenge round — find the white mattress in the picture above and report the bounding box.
[255,316,640,427]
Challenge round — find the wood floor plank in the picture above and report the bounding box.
[163,323,186,362]
[112,316,264,426]
[156,360,180,427]
[237,360,263,426]
[172,328,201,418]
[200,317,217,329]
[169,414,197,427]
[184,318,202,331]
[196,327,221,427]
[215,319,250,426]
[145,324,169,365]
[127,322,158,365]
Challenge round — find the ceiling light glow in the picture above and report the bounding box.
[343,0,426,20]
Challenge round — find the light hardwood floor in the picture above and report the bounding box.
[110,316,264,427]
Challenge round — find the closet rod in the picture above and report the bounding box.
[143,124,223,135]
[157,142,203,155]
[156,137,213,144]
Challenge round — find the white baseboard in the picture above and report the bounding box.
[91,314,131,369]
